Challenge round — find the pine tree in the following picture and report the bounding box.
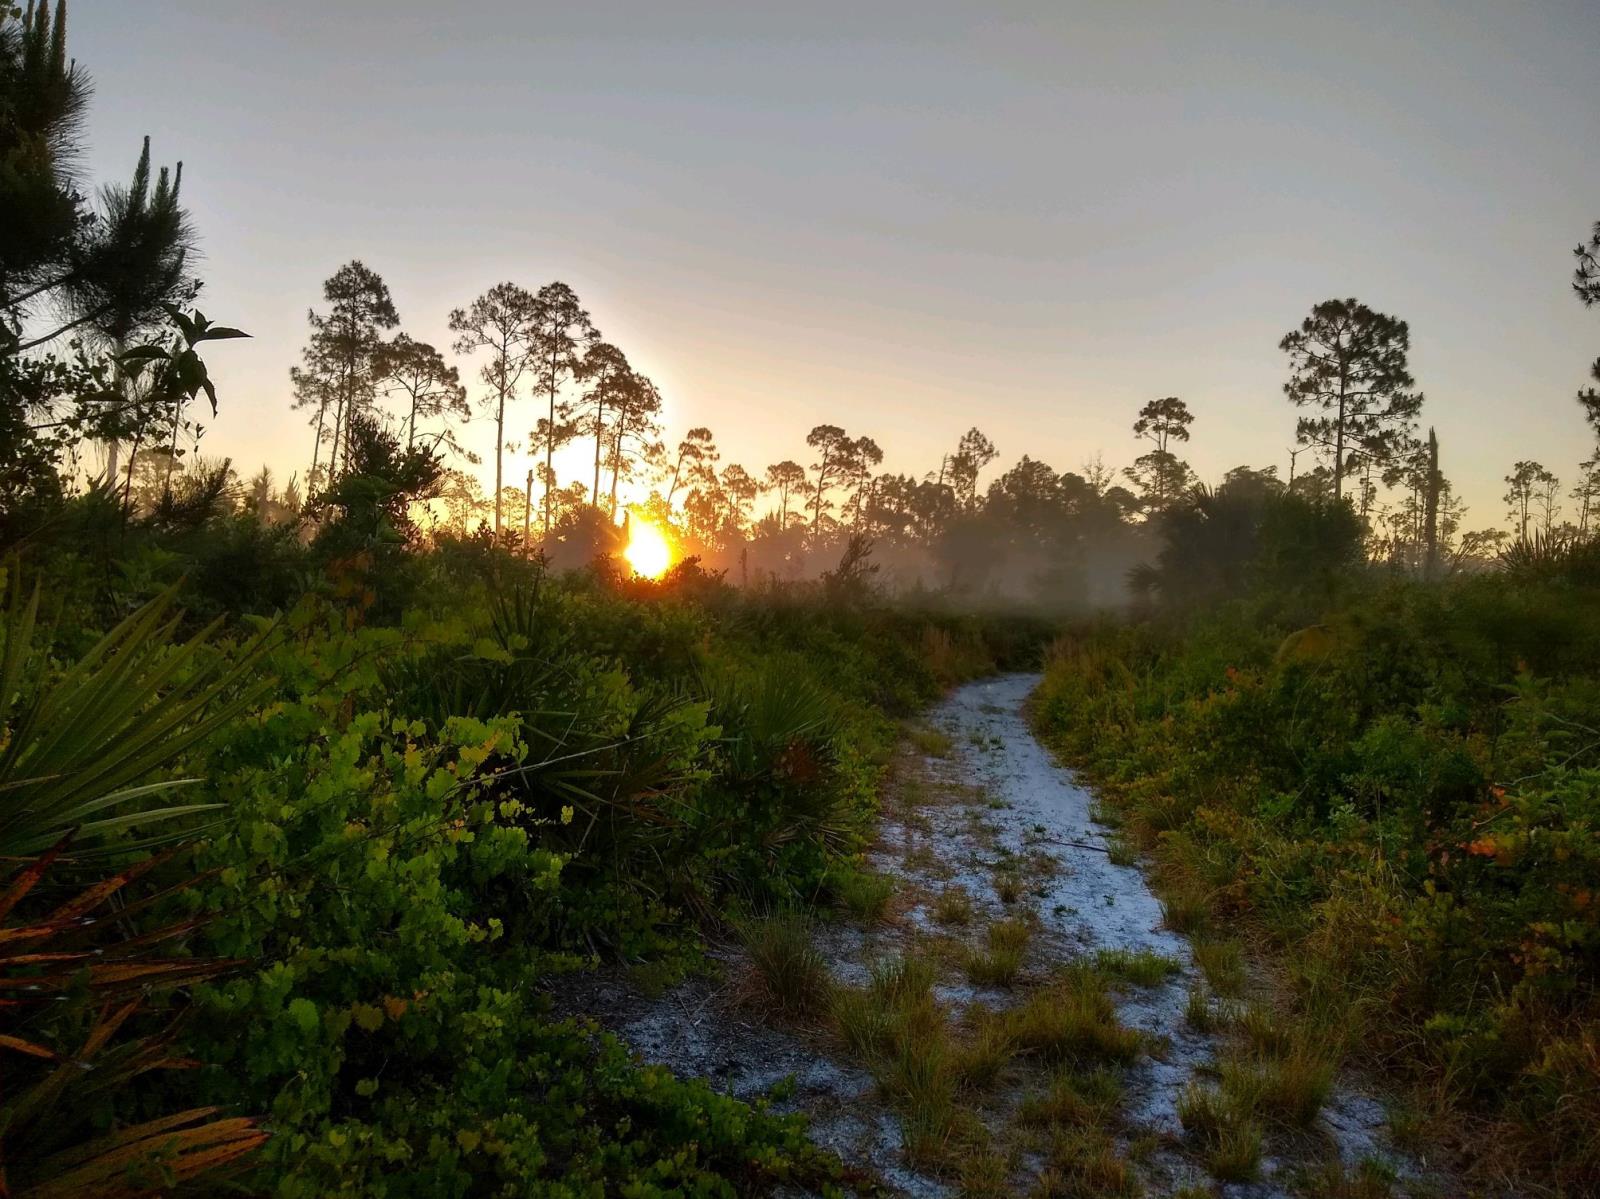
[448,282,536,535]
[373,334,468,451]
[527,283,597,535]
[290,262,399,488]
[1280,299,1421,503]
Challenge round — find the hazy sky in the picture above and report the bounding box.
[74,0,1600,525]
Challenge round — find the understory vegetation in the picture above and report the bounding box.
[0,541,1045,1196]
[1033,539,1600,1194]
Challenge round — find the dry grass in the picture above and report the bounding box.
[1220,1042,1336,1128]
[1005,968,1142,1066]
[1106,834,1138,867]
[1234,1001,1296,1057]
[1159,888,1211,936]
[907,724,955,758]
[932,884,976,926]
[1017,1065,1123,1129]
[740,914,829,1017]
[1293,1158,1399,1198]
[1035,1128,1142,1197]
[1177,1081,1262,1182]
[1185,984,1217,1032]
[965,917,1032,987]
[1191,936,1246,998]
[951,1016,1017,1091]
[830,983,894,1059]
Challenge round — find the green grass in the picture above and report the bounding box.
[1093,947,1180,987]
[827,863,896,920]
[1191,937,1246,998]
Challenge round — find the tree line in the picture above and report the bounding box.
[7,1,1600,600]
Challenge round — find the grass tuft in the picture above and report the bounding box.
[1177,1081,1262,1182]
[740,914,829,1017]
[1037,1128,1142,1197]
[1018,1064,1123,1128]
[1234,1001,1296,1056]
[1293,1157,1398,1199]
[827,863,896,921]
[1220,1043,1335,1128]
[1159,888,1211,935]
[951,1016,1016,1091]
[931,884,975,926]
[1005,967,1142,1065]
[1093,946,1180,987]
[1184,984,1216,1032]
[907,725,955,758]
[965,917,1031,987]
[995,871,1023,905]
[1191,936,1246,997]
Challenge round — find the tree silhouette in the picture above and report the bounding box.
[605,370,664,516]
[448,282,535,535]
[1574,221,1600,439]
[718,463,760,538]
[1279,299,1420,503]
[805,424,851,533]
[945,427,997,510]
[1120,398,1196,513]
[527,283,597,535]
[290,262,399,488]
[1,9,196,353]
[575,341,631,506]
[764,460,807,527]
[842,436,883,526]
[1504,459,1557,542]
[374,334,468,451]
[666,428,716,506]
[1132,397,1193,455]
[1571,453,1600,538]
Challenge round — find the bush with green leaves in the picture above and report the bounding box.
[1034,573,1600,1191]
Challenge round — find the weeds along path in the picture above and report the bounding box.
[567,673,1426,1197]
[885,673,1424,1197]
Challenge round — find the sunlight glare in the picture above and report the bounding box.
[624,516,673,579]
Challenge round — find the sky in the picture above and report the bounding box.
[71,0,1600,527]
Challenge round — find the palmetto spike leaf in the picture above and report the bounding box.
[24,1109,268,1199]
[1,848,260,1192]
[0,564,275,858]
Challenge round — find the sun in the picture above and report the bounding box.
[623,515,674,579]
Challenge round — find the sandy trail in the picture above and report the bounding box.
[906,674,1410,1196]
[581,673,1417,1196]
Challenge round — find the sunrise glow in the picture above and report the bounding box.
[623,516,673,579]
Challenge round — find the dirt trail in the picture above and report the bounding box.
[901,674,1413,1196]
[577,673,1422,1196]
